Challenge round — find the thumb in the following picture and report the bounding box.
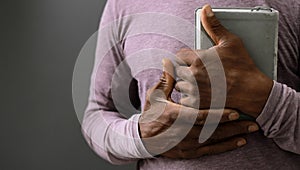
[201,4,230,45]
[144,58,175,111]
[152,58,175,101]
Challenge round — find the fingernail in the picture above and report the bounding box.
[248,124,259,132]
[205,5,214,17]
[237,139,246,147]
[229,112,239,120]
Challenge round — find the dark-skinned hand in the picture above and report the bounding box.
[175,5,273,118]
[138,58,259,159]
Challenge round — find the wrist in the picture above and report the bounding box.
[244,70,273,117]
[230,69,273,117]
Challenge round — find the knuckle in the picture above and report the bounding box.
[189,96,200,108]
[174,83,181,91]
[183,83,195,94]
[175,81,184,89]
[191,67,200,77]
[187,68,195,78]
[192,68,206,79]
[176,67,185,78]
[186,85,193,94]
[180,98,191,108]
[193,57,203,67]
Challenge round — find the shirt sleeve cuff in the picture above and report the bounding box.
[256,81,283,135]
[129,114,155,159]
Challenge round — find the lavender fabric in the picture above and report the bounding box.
[82,0,300,169]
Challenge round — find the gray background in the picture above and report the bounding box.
[1,0,135,169]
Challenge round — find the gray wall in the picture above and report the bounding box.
[1,0,135,169]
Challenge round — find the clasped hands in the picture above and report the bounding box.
[138,5,273,159]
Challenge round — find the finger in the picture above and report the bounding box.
[187,121,259,139]
[175,66,194,82]
[176,49,207,66]
[175,138,204,150]
[150,58,175,101]
[176,137,246,159]
[175,49,196,66]
[179,95,200,108]
[174,80,200,108]
[201,4,230,45]
[169,103,239,125]
[175,81,197,94]
[211,121,259,140]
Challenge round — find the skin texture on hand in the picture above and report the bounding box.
[138,58,259,159]
[175,5,273,118]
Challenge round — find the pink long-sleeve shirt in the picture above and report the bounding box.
[82,0,300,169]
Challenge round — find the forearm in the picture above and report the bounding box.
[257,81,300,154]
[82,108,152,165]
[82,5,153,161]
